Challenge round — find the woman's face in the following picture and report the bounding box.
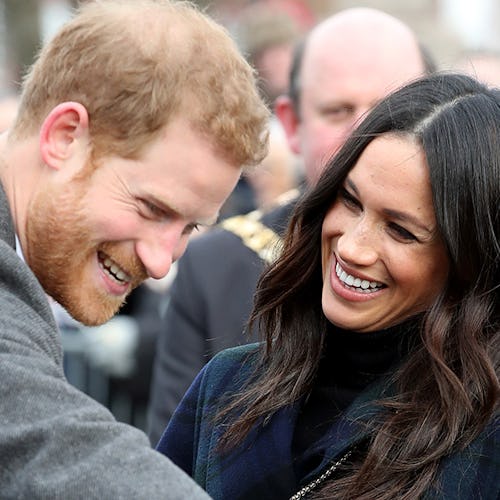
[321,134,449,332]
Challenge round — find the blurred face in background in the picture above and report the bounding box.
[276,9,427,185]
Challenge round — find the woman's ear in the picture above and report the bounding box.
[39,102,90,170]
[274,95,301,155]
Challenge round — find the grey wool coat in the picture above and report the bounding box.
[0,182,210,500]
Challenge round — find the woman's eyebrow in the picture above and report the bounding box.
[345,177,433,235]
[345,177,359,196]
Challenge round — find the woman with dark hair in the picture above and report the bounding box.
[156,73,499,499]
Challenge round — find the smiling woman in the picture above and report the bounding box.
[320,134,449,333]
[157,73,499,500]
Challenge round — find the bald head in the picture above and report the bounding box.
[277,7,431,184]
[302,8,426,101]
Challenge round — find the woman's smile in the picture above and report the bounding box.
[329,256,387,303]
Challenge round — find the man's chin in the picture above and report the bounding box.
[59,296,124,327]
[75,311,118,327]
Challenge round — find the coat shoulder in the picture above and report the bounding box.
[201,343,262,391]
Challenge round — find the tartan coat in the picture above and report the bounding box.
[157,343,499,500]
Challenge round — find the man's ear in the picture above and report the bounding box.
[274,95,301,155]
[39,102,90,170]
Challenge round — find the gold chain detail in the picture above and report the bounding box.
[220,210,283,265]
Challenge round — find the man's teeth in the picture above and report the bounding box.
[99,255,130,284]
[335,263,383,293]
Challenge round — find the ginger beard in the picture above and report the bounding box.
[25,170,148,326]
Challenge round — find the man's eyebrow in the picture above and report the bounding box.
[345,178,434,234]
[148,194,218,226]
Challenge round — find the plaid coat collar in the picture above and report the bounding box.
[159,344,500,500]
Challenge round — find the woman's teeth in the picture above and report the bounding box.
[335,262,384,293]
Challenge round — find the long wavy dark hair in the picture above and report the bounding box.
[217,73,500,498]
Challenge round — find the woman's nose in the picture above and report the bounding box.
[336,221,378,267]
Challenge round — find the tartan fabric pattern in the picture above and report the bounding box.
[157,344,499,500]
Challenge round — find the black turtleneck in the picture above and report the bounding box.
[292,319,420,479]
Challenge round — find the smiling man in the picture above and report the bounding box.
[0,0,268,497]
[21,114,241,326]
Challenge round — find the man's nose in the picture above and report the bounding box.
[135,226,187,280]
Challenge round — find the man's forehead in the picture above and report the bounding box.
[299,11,424,87]
[299,46,423,108]
[300,60,392,101]
[303,40,421,77]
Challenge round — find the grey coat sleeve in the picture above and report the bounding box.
[0,238,210,500]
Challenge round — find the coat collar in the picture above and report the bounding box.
[300,374,394,485]
[0,180,16,249]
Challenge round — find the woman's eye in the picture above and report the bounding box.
[388,222,417,242]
